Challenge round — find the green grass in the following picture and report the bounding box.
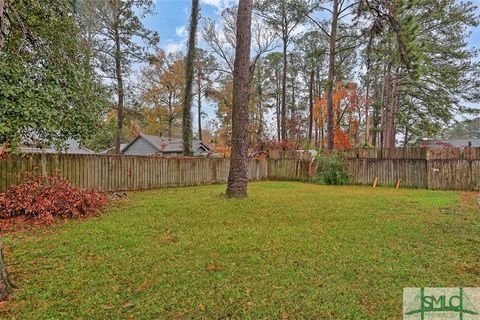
[1,182,480,319]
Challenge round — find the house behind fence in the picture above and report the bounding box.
[121,134,213,157]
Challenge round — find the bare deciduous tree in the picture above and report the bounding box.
[203,6,277,77]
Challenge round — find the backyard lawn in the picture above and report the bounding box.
[1,181,479,319]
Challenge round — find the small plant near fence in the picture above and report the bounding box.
[313,152,350,185]
[0,172,107,224]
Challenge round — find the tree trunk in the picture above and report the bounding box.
[114,19,124,155]
[403,125,409,147]
[0,244,12,301]
[371,71,381,147]
[387,75,400,148]
[276,81,281,141]
[258,100,263,139]
[290,53,297,140]
[308,69,314,147]
[257,74,264,141]
[226,0,252,198]
[363,34,374,145]
[371,102,380,147]
[281,38,288,141]
[168,116,172,137]
[182,0,199,156]
[326,0,339,150]
[364,88,370,145]
[378,63,388,148]
[168,94,173,137]
[382,63,394,148]
[197,81,202,141]
[0,0,5,49]
[196,62,203,141]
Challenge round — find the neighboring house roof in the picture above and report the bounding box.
[122,134,213,155]
[420,138,480,149]
[100,144,128,154]
[20,139,94,154]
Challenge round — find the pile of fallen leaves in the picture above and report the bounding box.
[0,172,107,231]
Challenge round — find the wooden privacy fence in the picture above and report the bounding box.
[348,158,480,190]
[2,148,480,192]
[273,147,480,191]
[0,154,270,192]
[344,147,480,190]
[347,158,428,189]
[346,147,480,160]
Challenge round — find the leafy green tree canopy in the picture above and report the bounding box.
[0,0,107,150]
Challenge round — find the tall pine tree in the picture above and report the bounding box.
[182,0,200,156]
[226,0,253,198]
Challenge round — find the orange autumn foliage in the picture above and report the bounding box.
[213,146,231,157]
[312,96,327,129]
[334,128,352,150]
[313,81,364,149]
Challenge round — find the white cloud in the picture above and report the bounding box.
[290,23,310,37]
[163,25,189,54]
[175,25,187,38]
[200,0,237,11]
[165,41,185,54]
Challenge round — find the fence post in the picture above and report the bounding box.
[425,149,430,189]
[40,153,47,176]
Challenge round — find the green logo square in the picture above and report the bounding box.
[404,288,480,319]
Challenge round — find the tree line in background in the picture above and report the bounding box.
[205,0,480,151]
[1,0,480,154]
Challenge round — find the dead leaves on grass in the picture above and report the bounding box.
[462,262,480,276]
[160,234,179,244]
[159,229,179,244]
[0,215,55,235]
[205,263,222,272]
[136,279,150,292]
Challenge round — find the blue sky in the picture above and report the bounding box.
[143,0,236,54]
